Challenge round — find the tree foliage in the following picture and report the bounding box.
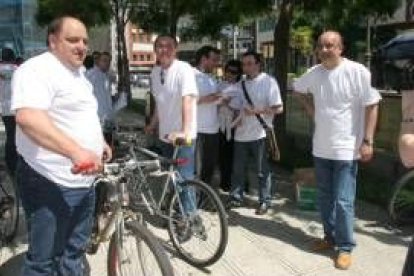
[36,0,110,27]
[133,0,273,39]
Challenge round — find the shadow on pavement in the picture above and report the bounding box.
[0,251,24,275]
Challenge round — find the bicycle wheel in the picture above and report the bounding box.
[167,180,228,267]
[0,170,19,244]
[389,170,414,224]
[107,220,174,276]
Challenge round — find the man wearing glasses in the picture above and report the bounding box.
[293,31,381,270]
[145,34,198,220]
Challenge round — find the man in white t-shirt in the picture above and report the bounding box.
[227,51,283,215]
[293,31,381,270]
[11,16,111,275]
[194,45,221,186]
[145,34,198,218]
[86,51,114,144]
[0,48,18,176]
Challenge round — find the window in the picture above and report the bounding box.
[147,54,151,61]
[133,54,138,61]
[140,54,145,61]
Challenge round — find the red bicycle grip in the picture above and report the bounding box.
[72,161,95,174]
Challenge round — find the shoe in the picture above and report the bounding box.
[226,199,242,210]
[255,203,269,215]
[310,239,334,251]
[335,252,352,270]
[172,215,192,244]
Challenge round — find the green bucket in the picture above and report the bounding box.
[298,186,318,211]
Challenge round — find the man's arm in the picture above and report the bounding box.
[293,92,314,117]
[259,105,283,115]
[182,95,196,136]
[144,103,158,134]
[198,92,221,104]
[359,104,379,162]
[16,108,102,172]
[399,91,414,167]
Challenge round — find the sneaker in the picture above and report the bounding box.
[335,252,352,270]
[310,239,334,251]
[255,203,269,215]
[226,199,242,210]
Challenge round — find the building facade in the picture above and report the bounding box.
[0,0,46,59]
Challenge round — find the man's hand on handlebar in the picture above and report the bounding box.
[70,148,102,175]
[102,143,112,163]
[165,132,192,146]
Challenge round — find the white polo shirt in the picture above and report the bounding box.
[293,58,382,160]
[194,68,219,134]
[11,52,104,188]
[150,59,198,140]
[231,73,283,142]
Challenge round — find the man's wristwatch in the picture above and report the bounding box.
[362,138,373,146]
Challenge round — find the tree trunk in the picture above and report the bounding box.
[120,21,132,104]
[112,0,131,105]
[169,0,178,36]
[273,0,294,162]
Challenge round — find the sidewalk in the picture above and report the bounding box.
[0,106,410,276]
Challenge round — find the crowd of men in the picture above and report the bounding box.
[2,15,413,276]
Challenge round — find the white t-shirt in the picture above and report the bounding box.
[0,63,17,116]
[293,58,382,160]
[85,66,114,124]
[11,52,104,188]
[217,81,239,140]
[151,59,198,140]
[231,73,283,142]
[194,68,219,134]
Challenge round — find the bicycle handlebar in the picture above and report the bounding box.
[103,158,160,175]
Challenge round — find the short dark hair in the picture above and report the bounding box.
[242,50,262,64]
[83,55,94,69]
[154,34,178,48]
[225,59,242,81]
[195,45,220,65]
[46,16,83,47]
[100,51,111,58]
[1,48,15,62]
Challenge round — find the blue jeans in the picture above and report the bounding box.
[158,140,196,214]
[16,157,95,276]
[313,157,358,253]
[230,139,272,205]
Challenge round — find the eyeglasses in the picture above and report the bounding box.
[160,69,165,85]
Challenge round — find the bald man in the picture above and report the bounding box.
[293,31,381,270]
[11,16,111,275]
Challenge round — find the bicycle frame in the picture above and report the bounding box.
[127,144,191,221]
[90,169,139,248]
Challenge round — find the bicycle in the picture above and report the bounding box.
[0,164,19,247]
[116,132,228,268]
[86,158,174,276]
[388,169,414,224]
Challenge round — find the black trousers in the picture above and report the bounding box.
[196,133,219,185]
[2,116,17,176]
[219,131,234,191]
